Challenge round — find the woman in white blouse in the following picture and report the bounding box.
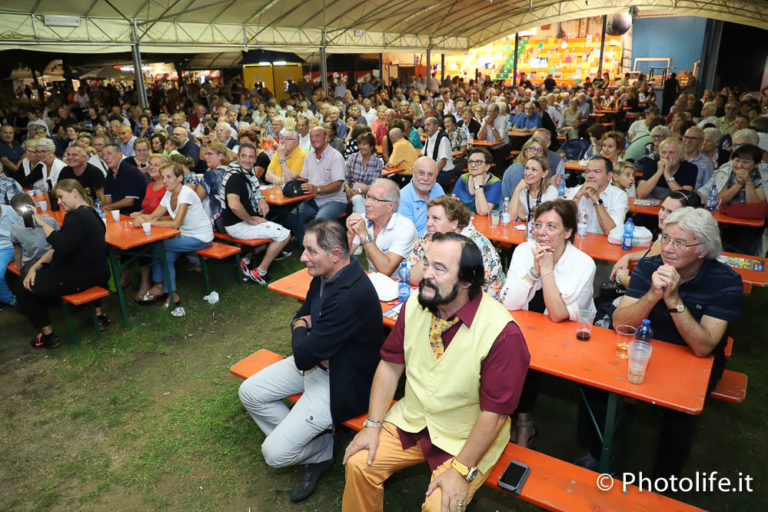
[506,155,559,222]
[499,199,596,448]
[133,163,214,315]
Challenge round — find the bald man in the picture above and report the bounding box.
[398,156,445,236]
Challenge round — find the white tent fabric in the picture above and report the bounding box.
[1,1,767,54]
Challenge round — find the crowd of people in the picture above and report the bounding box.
[1,68,765,508]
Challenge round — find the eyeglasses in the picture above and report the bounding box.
[468,159,487,166]
[683,136,702,141]
[660,232,701,250]
[526,146,544,154]
[364,195,392,203]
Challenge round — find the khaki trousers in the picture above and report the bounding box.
[342,422,488,512]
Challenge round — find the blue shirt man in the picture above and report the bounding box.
[397,156,445,236]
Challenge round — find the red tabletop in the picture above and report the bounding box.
[564,160,586,171]
[268,269,712,414]
[104,216,180,251]
[381,166,404,177]
[473,213,767,286]
[261,185,315,206]
[468,139,498,147]
[507,130,534,138]
[628,198,765,227]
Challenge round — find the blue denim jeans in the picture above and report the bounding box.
[152,236,211,293]
[0,247,14,303]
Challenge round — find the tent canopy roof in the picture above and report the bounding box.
[1,0,767,54]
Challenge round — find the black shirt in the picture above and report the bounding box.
[57,163,106,201]
[222,171,258,227]
[47,205,109,281]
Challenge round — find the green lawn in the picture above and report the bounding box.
[0,256,764,511]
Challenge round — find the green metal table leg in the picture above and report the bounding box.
[61,302,77,345]
[158,240,177,309]
[108,248,130,328]
[200,257,211,295]
[600,392,619,473]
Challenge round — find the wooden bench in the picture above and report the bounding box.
[195,242,242,295]
[709,369,748,404]
[61,287,110,344]
[214,231,271,247]
[8,261,109,344]
[230,349,703,511]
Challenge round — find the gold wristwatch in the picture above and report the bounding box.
[450,458,478,482]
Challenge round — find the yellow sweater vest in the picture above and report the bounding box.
[385,292,515,474]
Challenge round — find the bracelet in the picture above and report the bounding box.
[540,270,554,279]
[528,268,541,281]
[290,317,308,330]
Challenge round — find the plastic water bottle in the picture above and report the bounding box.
[577,207,588,238]
[706,184,718,212]
[398,262,411,302]
[95,198,105,220]
[621,218,634,251]
[636,319,653,344]
[557,174,566,197]
[500,197,511,225]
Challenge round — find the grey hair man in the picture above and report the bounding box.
[346,178,418,276]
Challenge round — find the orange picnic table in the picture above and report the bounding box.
[467,139,498,147]
[507,130,534,138]
[381,165,405,177]
[261,185,315,206]
[472,214,768,288]
[102,215,181,326]
[564,160,586,171]
[628,197,765,228]
[267,268,712,472]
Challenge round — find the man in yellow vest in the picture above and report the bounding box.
[341,232,530,512]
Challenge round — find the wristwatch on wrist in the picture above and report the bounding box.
[450,458,478,482]
[473,183,481,190]
[290,317,308,330]
[667,176,676,183]
[668,303,685,314]
[364,233,374,244]
[594,198,604,206]
[363,418,382,430]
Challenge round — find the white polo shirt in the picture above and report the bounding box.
[565,184,628,235]
[354,212,418,276]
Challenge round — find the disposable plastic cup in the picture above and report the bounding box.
[615,325,636,359]
[576,307,595,341]
[39,201,48,212]
[111,210,120,222]
[627,341,653,384]
[142,222,152,236]
[490,211,500,226]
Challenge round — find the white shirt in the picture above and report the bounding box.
[482,114,509,149]
[353,212,418,276]
[421,131,454,172]
[87,154,108,176]
[565,184,628,235]
[500,241,596,321]
[298,132,311,153]
[519,184,559,217]
[627,119,650,139]
[42,158,67,187]
[362,107,378,126]
[160,186,214,243]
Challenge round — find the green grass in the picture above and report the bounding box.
[0,256,765,511]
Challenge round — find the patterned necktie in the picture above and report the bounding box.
[428,315,460,360]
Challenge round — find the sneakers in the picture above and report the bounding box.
[97,314,112,331]
[247,269,270,285]
[275,248,293,260]
[239,259,251,277]
[30,332,62,350]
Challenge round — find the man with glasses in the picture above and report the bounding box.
[346,179,417,276]
[565,156,628,234]
[682,126,715,191]
[577,207,742,477]
[265,130,307,185]
[637,138,698,200]
[88,135,109,176]
[398,157,445,236]
[57,146,105,203]
[477,103,510,175]
[511,102,541,131]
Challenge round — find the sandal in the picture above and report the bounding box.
[97,314,112,331]
[515,417,537,449]
[135,291,165,305]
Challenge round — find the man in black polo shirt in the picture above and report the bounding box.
[57,146,105,203]
[579,207,742,478]
[101,144,145,214]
